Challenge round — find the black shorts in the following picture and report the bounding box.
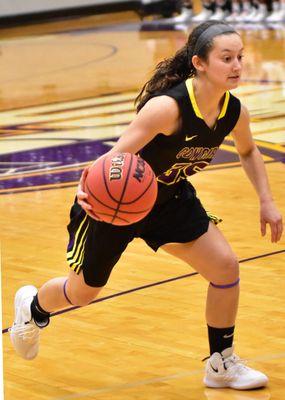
[66,180,213,287]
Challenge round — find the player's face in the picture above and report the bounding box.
[204,34,244,90]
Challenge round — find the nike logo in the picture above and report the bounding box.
[223,333,234,339]
[210,362,218,373]
[185,134,198,142]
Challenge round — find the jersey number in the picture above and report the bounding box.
[157,161,209,185]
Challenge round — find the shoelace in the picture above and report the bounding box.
[9,322,39,341]
[224,355,250,380]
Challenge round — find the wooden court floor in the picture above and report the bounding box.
[1,11,285,400]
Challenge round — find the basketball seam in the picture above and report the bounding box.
[86,181,152,214]
[119,172,157,205]
[91,211,130,223]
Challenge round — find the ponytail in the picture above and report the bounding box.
[135,45,194,112]
[135,21,237,112]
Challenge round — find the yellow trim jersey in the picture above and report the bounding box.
[139,78,241,204]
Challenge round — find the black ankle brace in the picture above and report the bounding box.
[30,294,50,328]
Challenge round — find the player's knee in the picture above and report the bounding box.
[219,253,239,282]
[68,287,102,307]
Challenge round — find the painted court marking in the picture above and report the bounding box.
[2,249,284,335]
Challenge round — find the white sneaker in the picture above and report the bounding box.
[243,7,258,21]
[162,7,192,23]
[172,7,193,22]
[209,8,228,20]
[225,12,240,22]
[192,8,213,22]
[250,6,268,22]
[266,9,285,22]
[265,1,279,21]
[204,347,269,390]
[9,285,40,360]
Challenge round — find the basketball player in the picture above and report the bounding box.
[10,21,283,390]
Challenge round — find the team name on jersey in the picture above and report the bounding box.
[176,146,219,161]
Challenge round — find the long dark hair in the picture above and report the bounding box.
[135,21,234,112]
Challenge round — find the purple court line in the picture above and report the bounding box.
[1,159,282,196]
[2,249,284,335]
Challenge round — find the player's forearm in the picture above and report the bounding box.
[239,146,273,204]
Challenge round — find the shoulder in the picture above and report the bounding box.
[143,94,180,110]
[139,95,180,122]
[138,95,180,135]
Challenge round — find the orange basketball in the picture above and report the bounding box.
[84,152,158,226]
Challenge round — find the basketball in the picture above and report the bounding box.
[84,152,158,225]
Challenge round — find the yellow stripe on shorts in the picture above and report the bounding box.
[68,221,89,270]
[67,215,89,268]
[207,211,222,225]
[73,235,89,274]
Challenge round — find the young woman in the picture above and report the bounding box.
[10,21,283,390]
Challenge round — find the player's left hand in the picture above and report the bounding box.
[260,200,283,243]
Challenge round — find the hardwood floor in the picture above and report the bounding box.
[1,11,284,400]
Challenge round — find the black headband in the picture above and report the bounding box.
[193,24,237,56]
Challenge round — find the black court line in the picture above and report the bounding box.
[2,249,284,334]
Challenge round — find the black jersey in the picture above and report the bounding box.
[139,78,241,204]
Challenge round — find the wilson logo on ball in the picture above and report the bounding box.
[109,154,125,181]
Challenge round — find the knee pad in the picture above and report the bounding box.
[210,277,240,289]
